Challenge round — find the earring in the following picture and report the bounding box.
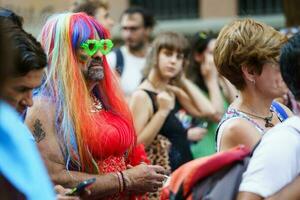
[251,79,256,84]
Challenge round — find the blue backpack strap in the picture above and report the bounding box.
[271,101,289,121]
[115,48,124,76]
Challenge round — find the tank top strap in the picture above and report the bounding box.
[141,89,158,113]
[219,107,265,133]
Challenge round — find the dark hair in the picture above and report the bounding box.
[280,33,300,100]
[185,32,215,92]
[12,30,47,76]
[72,1,108,17]
[0,7,23,28]
[121,6,155,28]
[0,19,14,96]
[0,8,46,76]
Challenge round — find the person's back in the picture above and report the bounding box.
[237,33,300,200]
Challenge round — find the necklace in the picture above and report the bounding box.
[90,94,103,113]
[238,110,274,128]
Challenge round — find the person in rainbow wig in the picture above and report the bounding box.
[25,12,166,199]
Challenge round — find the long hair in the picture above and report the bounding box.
[185,32,215,93]
[38,12,136,172]
[143,32,189,82]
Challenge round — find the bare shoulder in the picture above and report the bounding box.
[220,118,261,151]
[130,89,153,113]
[25,97,56,142]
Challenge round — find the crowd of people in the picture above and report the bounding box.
[0,0,300,199]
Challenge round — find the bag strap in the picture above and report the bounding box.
[271,101,289,121]
[115,48,124,76]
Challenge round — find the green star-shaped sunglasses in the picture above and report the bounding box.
[80,39,114,56]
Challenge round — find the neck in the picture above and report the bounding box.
[127,43,148,57]
[87,82,97,92]
[234,88,273,116]
[148,69,169,91]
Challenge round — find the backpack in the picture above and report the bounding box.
[160,145,254,200]
[161,102,289,200]
[114,48,124,76]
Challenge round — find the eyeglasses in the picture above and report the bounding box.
[121,25,142,32]
[80,39,114,57]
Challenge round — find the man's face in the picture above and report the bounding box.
[77,48,105,84]
[2,68,44,114]
[94,7,115,32]
[121,13,149,51]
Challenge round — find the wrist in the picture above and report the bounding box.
[157,109,170,118]
[121,170,131,192]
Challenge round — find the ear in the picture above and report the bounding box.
[194,52,204,63]
[241,65,256,83]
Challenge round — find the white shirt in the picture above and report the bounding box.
[106,46,146,96]
[239,116,300,198]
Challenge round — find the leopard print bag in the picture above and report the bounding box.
[146,134,171,200]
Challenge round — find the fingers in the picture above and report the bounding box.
[56,194,80,200]
[150,165,167,175]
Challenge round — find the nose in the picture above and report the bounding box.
[92,51,103,60]
[21,91,33,108]
[122,29,132,40]
[170,54,177,63]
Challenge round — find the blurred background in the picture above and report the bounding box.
[0,0,299,38]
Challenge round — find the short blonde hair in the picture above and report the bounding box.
[214,18,286,90]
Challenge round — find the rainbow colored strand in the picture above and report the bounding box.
[38,12,138,173]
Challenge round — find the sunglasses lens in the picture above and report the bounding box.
[88,43,96,51]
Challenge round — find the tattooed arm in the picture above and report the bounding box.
[32,119,46,143]
[25,98,166,199]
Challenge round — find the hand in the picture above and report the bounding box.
[123,163,167,194]
[201,53,218,82]
[187,127,208,142]
[166,84,183,96]
[55,185,80,200]
[156,91,175,113]
[55,185,91,200]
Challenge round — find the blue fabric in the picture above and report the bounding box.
[0,101,56,200]
[271,101,289,122]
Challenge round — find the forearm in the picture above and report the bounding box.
[52,168,119,199]
[220,77,237,103]
[266,176,300,200]
[206,79,224,115]
[181,79,215,118]
[137,110,169,147]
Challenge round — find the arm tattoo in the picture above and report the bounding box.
[33,119,46,143]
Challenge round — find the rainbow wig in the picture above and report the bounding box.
[38,12,144,173]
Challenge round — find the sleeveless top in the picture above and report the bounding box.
[216,101,288,152]
[143,89,193,171]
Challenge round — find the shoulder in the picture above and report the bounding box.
[26,97,55,122]
[239,117,300,197]
[264,116,300,145]
[130,89,152,108]
[25,97,56,140]
[219,118,261,150]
